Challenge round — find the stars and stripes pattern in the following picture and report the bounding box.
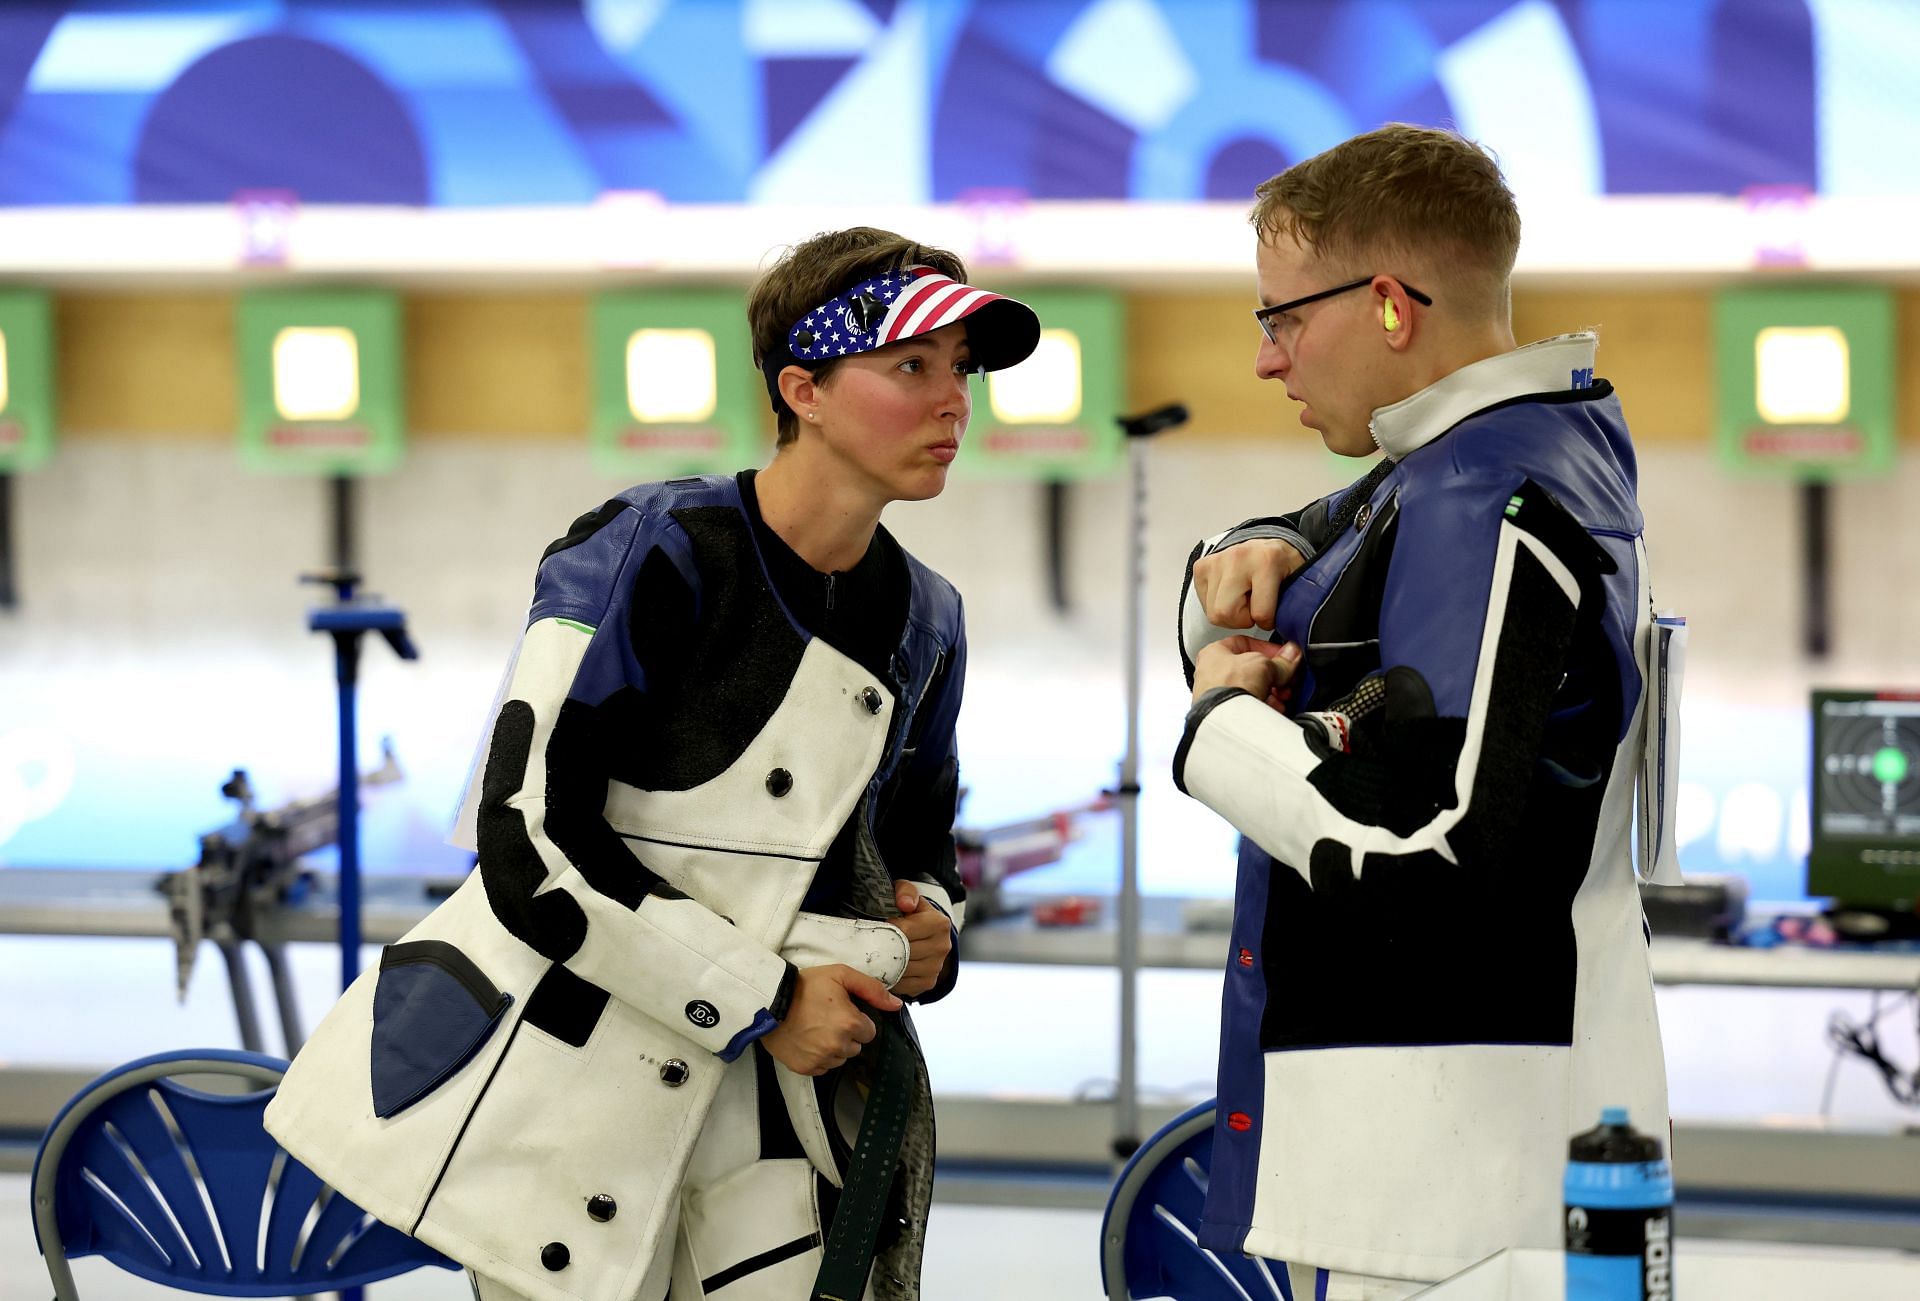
[787,265,1012,362]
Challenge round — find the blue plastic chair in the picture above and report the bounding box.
[1101,1100,1316,1301]
[31,1048,458,1298]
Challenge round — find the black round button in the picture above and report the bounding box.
[795,329,814,350]
[587,1194,617,1222]
[660,1058,690,1087]
[766,768,793,797]
[859,686,883,715]
[541,1241,570,1271]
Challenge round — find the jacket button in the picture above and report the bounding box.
[587,1194,617,1222]
[766,768,793,797]
[859,686,883,714]
[541,1241,570,1271]
[660,1058,689,1087]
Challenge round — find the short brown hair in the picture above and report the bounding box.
[748,227,969,445]
[1250,125,1520,316]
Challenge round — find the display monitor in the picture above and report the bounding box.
[1808,690,1920,918]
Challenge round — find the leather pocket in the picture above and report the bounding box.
[369,940,512,1119]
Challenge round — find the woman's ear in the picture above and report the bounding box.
[777,365,818,423]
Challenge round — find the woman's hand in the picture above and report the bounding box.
[760,965,901,1076]
[887,880,953,999]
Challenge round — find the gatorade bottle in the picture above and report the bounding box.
[1564,1107,1674,1300]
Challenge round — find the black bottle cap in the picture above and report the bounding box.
[1568,1107,1664,1163]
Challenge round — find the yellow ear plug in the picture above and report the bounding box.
[1382,299,1400,332]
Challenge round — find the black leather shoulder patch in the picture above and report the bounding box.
[541,498,630,564]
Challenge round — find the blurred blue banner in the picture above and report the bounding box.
[0,0,1911,206]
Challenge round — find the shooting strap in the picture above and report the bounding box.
[811,1010,915,1301]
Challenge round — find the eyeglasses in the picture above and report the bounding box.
[1253,276,1433,345]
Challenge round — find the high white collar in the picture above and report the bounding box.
[1368,332,1599,460]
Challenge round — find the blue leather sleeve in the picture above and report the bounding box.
[1387,404,1644,729]
[529,504,645,626]
[526,475,731,639]
[1375,469,1514,718]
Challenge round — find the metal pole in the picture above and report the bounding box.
[0,472,15,610]
[330,474,356,574]
[1114,433,1146,1161]
[325,474,361,993]
[1045,479,1071,614]
[336,632,362,989]
[1801,480,1830,658]
[1108,402,1186,1162]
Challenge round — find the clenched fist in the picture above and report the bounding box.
[1191,636,1301,711]
[1193,538,1306,631]
[888,880,954,999]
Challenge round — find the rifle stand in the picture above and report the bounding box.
[305,570,418,992]
[199,931,303,1057]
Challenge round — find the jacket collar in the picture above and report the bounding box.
[1368,332,1599,460]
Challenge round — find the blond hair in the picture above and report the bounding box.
[1250,125,1519,317]
[748,228,969,445]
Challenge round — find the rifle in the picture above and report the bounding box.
[159,742,402,1055]
[955,793,1113,920]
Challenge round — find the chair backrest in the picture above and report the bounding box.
[1101,1100,1298,1301]
[32,1048,456,1299]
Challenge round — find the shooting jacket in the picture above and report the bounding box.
[266,475,967,1301]
[1175,335,1671,1281]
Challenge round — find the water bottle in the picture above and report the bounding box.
[1564,1107,1674,1300]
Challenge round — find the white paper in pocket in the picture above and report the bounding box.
[1636,614,1688,886]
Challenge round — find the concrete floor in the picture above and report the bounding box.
[5,1177,1108,1301]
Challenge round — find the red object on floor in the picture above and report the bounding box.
[1032,896,1101,927]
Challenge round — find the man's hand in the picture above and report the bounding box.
[760,965,901,1076]
[1193,539,1306,631]
[888,880,953,999]
[1191,636,1301,710]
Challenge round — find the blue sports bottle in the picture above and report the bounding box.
[1564,1106,1674,1300]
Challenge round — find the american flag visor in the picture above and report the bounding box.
[784,265,1040,373]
